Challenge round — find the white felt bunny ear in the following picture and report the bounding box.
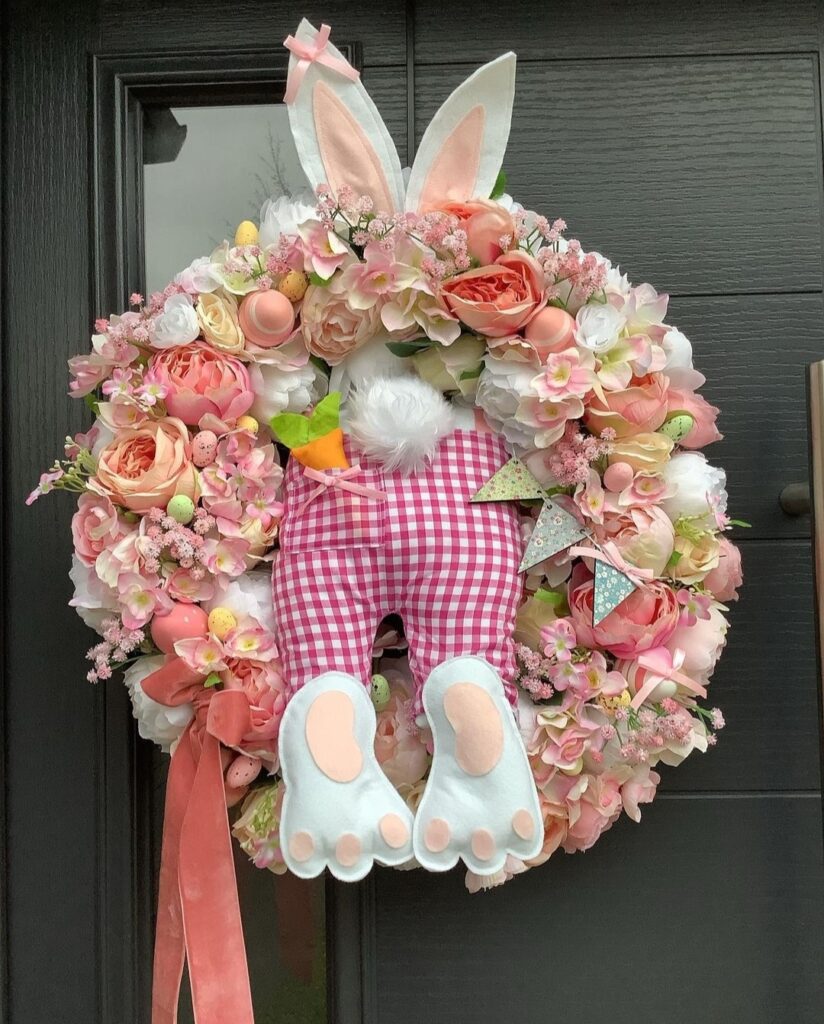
[405,53,517,213]
[284,20,405,214]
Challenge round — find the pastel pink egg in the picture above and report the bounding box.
[225,755,262,789]
[150,602,209,655]
[239,290,295,348]
[191,429,218,468]
[603,461,635,492]
[524,306,576,359]
[616,659,678,705]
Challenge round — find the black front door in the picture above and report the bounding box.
[3,2,824,1022]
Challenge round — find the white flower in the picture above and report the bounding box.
[125,655,194,753]
[203,570,277,634]
[68,555,119,633]
[149,293,200,349]
[175,256,224,294]
[575,303,626,354]
[258,193,317,248]
[249,361,326,423]
[476,354,540,450]
[661,327,705,390]
[660,452,728,527]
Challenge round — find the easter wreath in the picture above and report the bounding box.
[31,20,742,1024]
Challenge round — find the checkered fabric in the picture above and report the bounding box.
[272,428,524,713]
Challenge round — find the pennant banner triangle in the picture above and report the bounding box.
[592,559,638,624]
[518,499,588,573]
[471,457,546,503]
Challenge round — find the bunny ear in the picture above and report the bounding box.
[284,20,405,214]
[405,53,517,213]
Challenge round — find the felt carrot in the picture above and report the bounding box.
[270,392,349,471]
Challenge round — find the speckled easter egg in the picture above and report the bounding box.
[524,306,576,359]
[603,461,634,492]
[151,602,209,654]
[166,494,195,524]
[191,429,218,467]
[277,270,309,302]
[370,674,391,710]
[238,290,295,348]
[234,220,259,246]
[208,606,237,641]
[236,415,259,435]
[225,755,262,789]
[659,412,695,444]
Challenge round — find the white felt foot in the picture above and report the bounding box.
[412,656,543,875]
[279,672,415,882]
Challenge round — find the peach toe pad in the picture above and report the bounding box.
[471,828,496,862]
[289,831,315,863]
[335,833,362,867]
[424,818,451,853]
[512,809,535,841]
[379,813,409,849]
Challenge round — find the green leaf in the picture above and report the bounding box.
[203,672,222,689]
[458,366,483,381]
[727,518,752,528]
[490,169,507,200]
[269,411,311,450]
[386,340,432,357]
[83,392,99,415]
[309,354,331,376]
[533,588,565,607]
[666,550,683,568]
[308,271,332,287]
[307,391,341,441]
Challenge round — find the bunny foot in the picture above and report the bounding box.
[278,672,414,881]
[412,656,543,875]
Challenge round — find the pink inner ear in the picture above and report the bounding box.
[313,81,397,213]
[418,104,485,210]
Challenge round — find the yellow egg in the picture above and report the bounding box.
[208,607,238,640]
[236,415,259,434]
[277,270,309,302]
[234,220,259,246]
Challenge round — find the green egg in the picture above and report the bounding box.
[166,494,195,524]
[660,412,694,444]
[370,673,391,710]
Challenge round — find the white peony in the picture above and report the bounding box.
[175,256,224,294]
[69,555,119,633]
[203,571,277,634]
[575,303,626,354]
[149,293,200,349]
[125,655,194,753]
[258,193,317,248]
[661,327,705,390]
[249,361,326,423]
[476,355,540,450]
[660,452,728,528]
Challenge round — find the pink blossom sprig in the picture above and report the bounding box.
[144,507,210,573]
[86,617,146,683]
[547,422,616,487]
[26,441,99,504]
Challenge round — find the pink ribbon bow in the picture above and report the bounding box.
[568,540,655,589]
[297,463,388,516]
[630,646,708,710]
[283,23,360,104]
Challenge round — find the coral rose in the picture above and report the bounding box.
[150,342,253,425]
[584,373,669,438]
[300,280,380,364]
[93,416,199,513]
[568,562,680,658]
[440,251,546,338]
[441,199,516,264]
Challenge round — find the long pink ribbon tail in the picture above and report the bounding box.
[283,23,360,104]
[296,463,388,517]
[630,647,707,710]
[144,657,255,1024]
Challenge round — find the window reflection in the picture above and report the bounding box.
[143,102,326,1024]
[143,104,310,294]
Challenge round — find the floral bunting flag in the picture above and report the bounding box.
[518,499,588,573]
[470,456,546,503]
[592,559,638,624]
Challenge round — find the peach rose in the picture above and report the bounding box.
[441,199,517,264]
[93,416,199,513]
[440,251,546,338]
[150,342,253,425]
[666,386,722,449]
[702,536,743,601]
[568,562,680,658]
[584,373,669,438]
[72,492,128,566]
[300,281,380,364]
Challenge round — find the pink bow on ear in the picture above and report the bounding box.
[283,23,360,104]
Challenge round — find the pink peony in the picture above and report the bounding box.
[563,774,623,852]
[92,417,199,513]
[568,562,680,658]
[71,493,126,566]
[150,342,253,425]
[666,601,729,685]
[440,251,546,338]
[666,386,722,449]
[440,199,516,264]
[702,537,743,601]
[598,506,675,577]
[583,372,669,438]
[374,675,429,787]
[221,656,289,765]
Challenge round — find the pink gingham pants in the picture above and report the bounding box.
[271,429,524,713]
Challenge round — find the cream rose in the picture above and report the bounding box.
[300,281,380,365]
[196,290,245,353]
[412,335,486,397]
[608,433,674,473]
[668,532,720,585]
